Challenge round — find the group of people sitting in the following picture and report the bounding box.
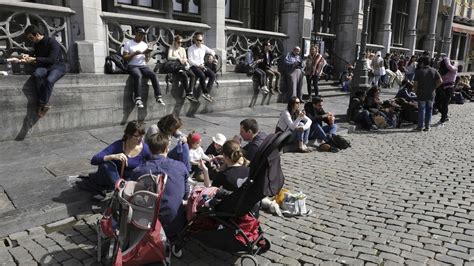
[76,114,269,239]
[348,54,473,132]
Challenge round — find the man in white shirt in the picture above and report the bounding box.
[187,32,216,102]
[123,28,164,108]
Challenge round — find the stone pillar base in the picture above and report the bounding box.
[76,41,107,74]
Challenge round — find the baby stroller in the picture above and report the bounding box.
[172,131,292,265]
[96,172,171,265]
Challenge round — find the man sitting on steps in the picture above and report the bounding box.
[123,27,165,108]
[304,97,339,152]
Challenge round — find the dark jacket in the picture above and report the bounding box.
[32,36,65,68]
[304,102,328,126]
[243,131,268,161]
[131,155,189,237]
[347,97,365,122]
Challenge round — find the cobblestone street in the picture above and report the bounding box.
[1,103,473,265]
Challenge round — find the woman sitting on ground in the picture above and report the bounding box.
[78,120,152,192]
[168,35,198,102]
[146,114,190,171]
[275,96,312,152]
[200,140,250,191]
[347,91,378,131]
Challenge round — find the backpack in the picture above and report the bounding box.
[329,134,351,149]
[105,53,128,74]
[161,60,186,74]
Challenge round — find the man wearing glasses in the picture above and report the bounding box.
[123,27,165,108]
[187,32,217,102]
[22,25,66,118]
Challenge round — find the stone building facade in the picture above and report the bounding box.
[0,0,472,74]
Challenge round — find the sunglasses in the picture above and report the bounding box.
[177,41,183,44]
[195,39,203,42]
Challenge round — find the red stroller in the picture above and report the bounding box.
[96,173,170,265]
[172,131,292,265]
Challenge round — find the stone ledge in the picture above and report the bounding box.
[0,73,278,142]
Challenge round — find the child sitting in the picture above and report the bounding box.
[188,131,211,181]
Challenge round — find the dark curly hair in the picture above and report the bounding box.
[157,114,183,136]
[122,120,145,141]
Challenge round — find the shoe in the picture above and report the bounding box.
[76,179,106,197]
[370,125,379,131]
[202,93,213,102]
[412,127,423,132]
[135,98,144,108]
[259,85,269,94]
[186,94,199,103]
[155,96,166,106]
[37,105,51,118]
[423,127,431,132]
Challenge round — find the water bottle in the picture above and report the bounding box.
[6,62,12,75]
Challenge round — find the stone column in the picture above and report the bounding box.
[69,0,107,73]
[334,0,358,75]
[377,0,393,54]
[201,0,226,73]
[280,0,312,53]
[442,4,456,56]
[425,0,440,56]
[405,0,419,55]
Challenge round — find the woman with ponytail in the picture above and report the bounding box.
[199,140,250,191]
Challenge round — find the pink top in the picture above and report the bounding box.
[441,57,457,87]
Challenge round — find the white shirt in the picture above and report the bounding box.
[276,110,312,132]
[187,44,215,67]
[189,146,210,162]
[123,39,148,66]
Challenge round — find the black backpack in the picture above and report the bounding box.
[329,134,351,149]
[105,53,128,74]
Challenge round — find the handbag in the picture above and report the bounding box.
[281,191,311,216]
[373,114,387,128]
[162,60,185,74]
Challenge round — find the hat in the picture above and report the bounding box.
[136,28,146,34]
[212,133,226,146]
[190,132,201,144]
[375,51,381,57]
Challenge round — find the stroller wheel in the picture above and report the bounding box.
[171,244,183,258]
[240,254,258,266]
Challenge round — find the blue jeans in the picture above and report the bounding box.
[309,123,338,143]
[418,100,433,129]
[128,65,162,99]
[354,110,373,128]
[168,141,191,171]
[190,65,216,94]
[293,128,310,144]
[32,65,65,105]
[90,161,122,189]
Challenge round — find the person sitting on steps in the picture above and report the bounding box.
[187,32,217,102]
[304,97,339,152]
[123,27,165,108]
[246,45,269,95]
[167,34,198,103]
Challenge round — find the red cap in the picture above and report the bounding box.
[190,132,201,144]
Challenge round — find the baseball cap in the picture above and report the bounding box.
[136,28,146,34]
[212,133,226,146]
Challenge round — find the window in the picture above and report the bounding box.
[392,0,408,46]
[173,0,200,14]
[116,0,163,9]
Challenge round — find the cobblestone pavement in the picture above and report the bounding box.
[1,103,473,265]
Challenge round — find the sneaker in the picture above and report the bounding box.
[135,98,144,108]
[423,127,431,132]
[259,85,269,94]
[412,127,423,132]
[186,94,199,103]
[202,93,213,102]
[155,96,166,106]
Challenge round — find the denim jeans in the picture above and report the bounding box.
[90,161,121,189]
[306,75,319,98]
[128,65,162,99]
[293,128,310,144]
[32,65,66,105]
[418,100,433,129]
[190,65,216,94]
[309,123,338,142]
